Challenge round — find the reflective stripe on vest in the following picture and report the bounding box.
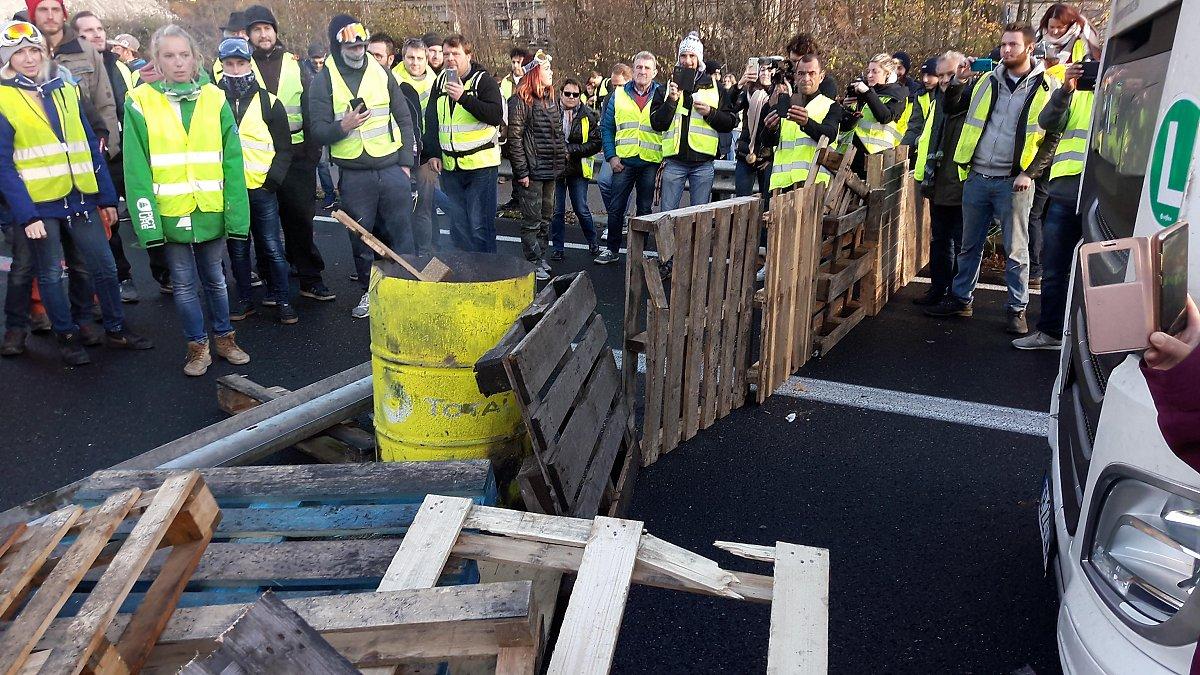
[580,115,594,179]
[913,93,937,182]
[953,71,1057,180]
[895,97,914,139]
[1049,90,1093,181]
[239,91,277,189]
[329,59,403,161]
[612,86,662,164]
[436,70,501,171]
[217,56,305,143]
[662,84,720,158]
[769,95,834,191]
[129,84,226,216]
[0,84,100,202]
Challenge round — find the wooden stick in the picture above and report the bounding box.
[330,209,450,282]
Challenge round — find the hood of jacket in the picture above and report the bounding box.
[989,57,1048,90]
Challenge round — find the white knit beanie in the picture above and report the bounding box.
[677,31,704,71]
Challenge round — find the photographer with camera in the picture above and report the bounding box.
[837,54,908,176]
[730,56,776,200]
[761,52,843,192]
[650,32,737,213]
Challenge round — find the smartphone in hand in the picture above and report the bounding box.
[1076,61,1100,92]
[970,58,994,73]
[348,97,366,114]
[775,92,792,120]
[444,68,461,87]
[672,66,698,94]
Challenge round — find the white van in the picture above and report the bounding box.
[1048,0,1200,671]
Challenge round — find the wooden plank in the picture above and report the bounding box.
[682,209,714,442]
[733,199,761,408]
[0,508,81,620]
[772,189,801,395]
[377,495,472,592]
[0,524,24,561]
[547,358,620,507]
[815,248,872,302]
[660,214,694,454]
[529,314,607,442]
[475,282,559,396]
[641,298,667,467]
[654,216,676,262]
[767,543,830,675]
[546,517,642,675]
[719,200,753,417]
[570,401,630,518]
[796,188,826,368]
[813,302,867,357]
[620,225,647,442]
[509,274,597,399]
[699,205,732,430]
[495,644,537,675]
[713,541,778,563]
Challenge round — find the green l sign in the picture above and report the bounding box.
[1149,96,1200,227]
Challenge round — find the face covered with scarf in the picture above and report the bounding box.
[220,56,258,98]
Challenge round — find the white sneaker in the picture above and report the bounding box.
[539,260,552,273]
[534,267,550,281]
[1012,330,1062,350]
[351,292,370,319]
[756,267,766,282]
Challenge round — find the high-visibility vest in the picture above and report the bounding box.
[769,95,834,191]
[953,71,1057,180]
[115,59,135,91]
[894,97,914,140]
[850,92,903,154]
[436,70,501,171]
[661,84,720,158]
[216,55,304,143]
[1049,90,1094,181]
[0,83,99,201]
[129,83,226,216]
[238,91,277,189]
[500,76,514,100]
[394,65,433,114]
[328,59,403,161]
[579,114,594,179]
[913,92,937,182]
[612,85,662,164]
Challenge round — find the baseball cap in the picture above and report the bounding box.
[920,57,938,76]
[107,33,139,52]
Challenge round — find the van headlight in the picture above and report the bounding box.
[1088,478,1200,623]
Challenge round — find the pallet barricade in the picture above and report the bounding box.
[864,146,928,315]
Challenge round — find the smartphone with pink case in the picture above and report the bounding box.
[1079,236,1157,354]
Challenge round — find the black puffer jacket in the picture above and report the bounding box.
[507,95,567,181]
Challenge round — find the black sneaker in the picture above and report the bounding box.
[278,303,299,325]
[57,332,90,366]
[1,328,26,356]
[79,322,104,346]
[158,281,174,295]
[593,250,619,265]
[911,289,945,306]
[105,329,153,350]
[1006,309,1029,335]
[30,313,51,334]
[549,249,565,261]
[250,270,264,287]
[230,301,256,321]
[924,298,973,318]
[300,283,336,301]
[589,245,600,257]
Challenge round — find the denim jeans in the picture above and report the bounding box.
[928,201,964,296]
[27,213,125,334]
[229,189,290,304]
[605,160,658,254]
[596,158,614,213]
[279,156,325,287]
[1028,178,1049,279]
[316,149,335,197]
[952,172,1034,311]
[442,166,499,253]
[734,158,770,201]
[550,175,598,250]
[163,239,233,343]
[1036,195,1082,338]
[659,159,715,212]
[340,164,415,292]
[516,179,555,262]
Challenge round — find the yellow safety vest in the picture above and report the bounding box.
[436,70,501,171]
[238,91,277,189]
[954,71,1058,180]
[216,55,304,143]
[329,59,403,161]
[895,98,914,139]
[394,65,433,114]
[579,114,594,179]
[0,84,99,201]
[662,84,721,158]
[612,85,662,164]
[769,95,834,191]
[129,83,226,216]
[500,77,514,100]
[115,60,134,91]
[850,92,903,154]
[913,92,937,182]
[1049,90,1094,181]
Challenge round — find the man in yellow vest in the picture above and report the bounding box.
[394,37,440,256]
[422,34,505,253]
[242,5,336,302]
[549,77,602,259]
[651,32,737,213]
[926,21,1060,337]
[216,37,298,325]
[1013,60,1093,351]
[762,53,843,191]
[310,15,417,319]
[902,58,939,163]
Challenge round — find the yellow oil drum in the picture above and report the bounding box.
[370,253,533,463]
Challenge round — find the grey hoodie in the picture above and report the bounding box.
[958,59,1059,178]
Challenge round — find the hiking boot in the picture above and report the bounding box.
[1007,309,1029,335]
[278,303,299,325]
[214,331,250,365]
[119,279,139,303]
[79,322,104,346]
[1,329,27,356]
[1012,330,1062,351]
[912,289,945,306]
[184,340,211,376]
[301,283,336,301]
[924,298,973,318]
[593,250,619,265]
[30,311,51,334]
[105,329,153,350]
[351,292,370,319]
[57,332,90,366]
[549,249,565,261]
[230,300,256,321]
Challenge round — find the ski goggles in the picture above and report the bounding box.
[336,23,370,45]
[217,37,252,61]
[1,21,42,48]
[521,49,551,75]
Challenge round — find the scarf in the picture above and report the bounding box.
[222,72,257,100]
[341,45,365,70]
[3,71,64,96]
[1040,20,1101,61]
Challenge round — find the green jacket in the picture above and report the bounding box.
[124,80,249,247]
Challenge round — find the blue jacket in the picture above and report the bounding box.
[0,76,117,226]
[601,80,662,167]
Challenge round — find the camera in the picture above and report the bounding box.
[757,56,794,86]
[841,77,865,107]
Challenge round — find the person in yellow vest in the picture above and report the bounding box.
[499,47,528,102]
[1013,60,1093,351]
[395,37,439,255]
[901,58,940,163]
[422,33,504,253]
[838,54,909,176]
[125,24,251,376]
[762,52,844,192]
[210,11,247,79]
[650,32,737,213]
[0,20,151,363]
[1036,3,1101,64]
[549,77,601,260]
[309,15,417,319]
[216,38,297,326]
[925,21,1060,336]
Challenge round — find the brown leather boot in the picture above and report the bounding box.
[184,341,211,376]
[214,331,250,365]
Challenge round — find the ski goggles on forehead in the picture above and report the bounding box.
[337,23,370,45]
[1,22,42,47]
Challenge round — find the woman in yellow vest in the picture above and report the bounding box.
[838,54,909,176]
[0,20,152,365]
[216,37,297,326]
[124,24,252,376]
[1037,3,1102,64]
[549,77,601,260]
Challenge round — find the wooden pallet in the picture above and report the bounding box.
[864,146,919,316]
[377,494,830,674]
[0,471,218,675]
[474,273,635,518]
[622,197,763,466]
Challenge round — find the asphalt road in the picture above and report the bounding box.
[0,193,1061,673]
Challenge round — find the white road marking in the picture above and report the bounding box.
[911,275,1041,296]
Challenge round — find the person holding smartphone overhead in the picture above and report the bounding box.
[761,52,843,192]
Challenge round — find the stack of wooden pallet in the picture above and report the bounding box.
[864,146,929,314]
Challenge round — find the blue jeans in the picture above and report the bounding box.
[605,160,658,254]
[735,158,770,201]
[316,150,335,197]
[442,166,499,253]
[1036,195,1082,338]
[229,189,290,304]
[596,158,614,213]
[550,175,598,250]
[952,172,1034,311]
[28,213,124,334]
[659,159,715,212]
[339,165,414,291]
[163,239,232,343]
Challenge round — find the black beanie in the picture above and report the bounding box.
[892,51,911,71]
[243,5,278,30]
[327,14,358,60]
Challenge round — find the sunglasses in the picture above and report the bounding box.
[336,23,370,45]
[562,91,581,98]
[1,22,41,47]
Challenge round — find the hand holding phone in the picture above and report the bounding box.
[349,97,366,114]
[775,92,792,120]
[1076,61,1100,92]
[970,58,994,73]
